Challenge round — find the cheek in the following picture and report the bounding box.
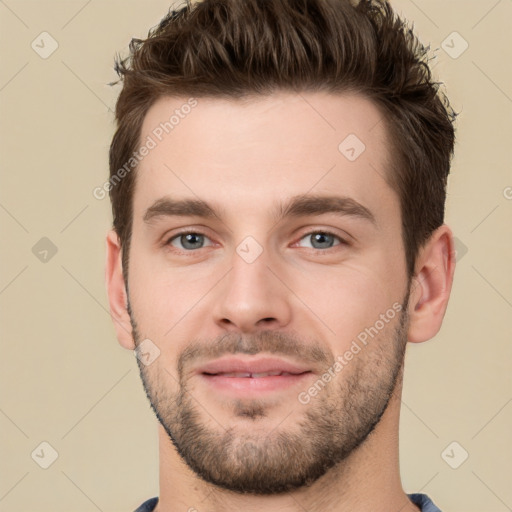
[294,259,403,350]
[128,248,219,350]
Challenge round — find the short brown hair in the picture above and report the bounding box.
[109,0,457,280]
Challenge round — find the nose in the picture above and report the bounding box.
[212,248,292,333]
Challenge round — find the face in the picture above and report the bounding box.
[126,91,411,494]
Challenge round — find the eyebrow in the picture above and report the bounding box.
[276,194,376,225]
[143,194,376,226]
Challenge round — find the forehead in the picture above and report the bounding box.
[133,91,398,224]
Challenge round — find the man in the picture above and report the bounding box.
[105,0,457,510]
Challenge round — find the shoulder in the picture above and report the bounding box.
[407,493,443,512]
[133,497,159,512]
[134,495,440,512]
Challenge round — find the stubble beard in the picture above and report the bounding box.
[129,294,410,495]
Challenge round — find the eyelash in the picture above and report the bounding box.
[164,230,349,253]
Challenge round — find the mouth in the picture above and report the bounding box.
[195,356,313,395]
[204,370,302,378]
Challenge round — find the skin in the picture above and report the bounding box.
[106,91,456,512]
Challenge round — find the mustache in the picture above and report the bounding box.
[177,330,334,377]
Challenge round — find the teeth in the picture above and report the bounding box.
[217,371,292,378]
[251,371,283,378]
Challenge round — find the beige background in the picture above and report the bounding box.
[0,1,511,511]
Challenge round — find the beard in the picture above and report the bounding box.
[128,289,410,495]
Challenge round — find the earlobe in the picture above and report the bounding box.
[407,225,456,343]
[105,230,135,350]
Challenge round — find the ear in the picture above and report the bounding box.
[407,224,456,343]
[105,230,134,350]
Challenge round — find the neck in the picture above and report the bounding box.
[154,371,420,512]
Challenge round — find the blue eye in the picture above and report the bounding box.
[298,232,343,249]
[165,230,346,253]
[168,233,213,250]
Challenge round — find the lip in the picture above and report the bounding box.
[195,356,313,396]
[196,356,312,376]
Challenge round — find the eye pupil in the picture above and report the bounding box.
[181,233,203,249]
[311,232,334,249]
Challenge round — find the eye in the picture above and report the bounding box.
[297,231,345,250]
[167,232,213,251]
